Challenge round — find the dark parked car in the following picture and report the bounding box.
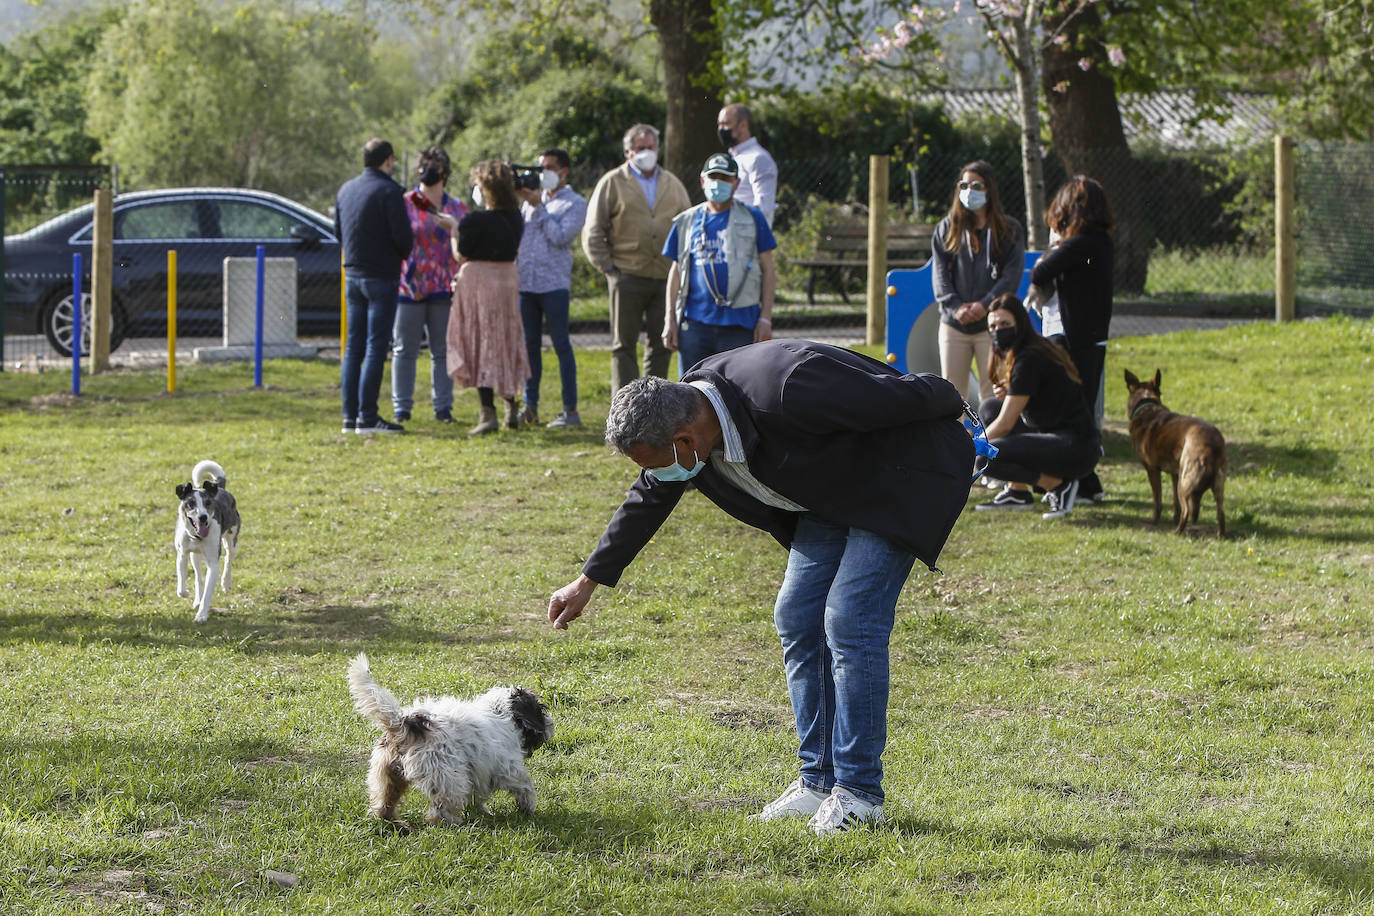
[3,188,344,355]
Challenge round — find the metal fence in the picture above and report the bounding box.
[2,167,342,368]
[772,144,1281,318]
[1296,140,1374,313]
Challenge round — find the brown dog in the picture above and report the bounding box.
[1124,369,1227,537]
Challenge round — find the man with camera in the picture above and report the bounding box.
[583,124,691,395]
[716,103,777,227]
[515,149,588,428]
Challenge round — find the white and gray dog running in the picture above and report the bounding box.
[346,653,554,826]
[174,459,240,623]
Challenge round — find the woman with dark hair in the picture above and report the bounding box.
[1030,175,1114,501]
[974,294,1100,520]
[931,160,1025,402]
[392,146,465,425]
[446,160,531,435]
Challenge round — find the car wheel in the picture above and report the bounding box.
[40,289,127,357]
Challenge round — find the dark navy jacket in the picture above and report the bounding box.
[1030,230,1114,346]
[335,168,414,283]
[582,340,973,586]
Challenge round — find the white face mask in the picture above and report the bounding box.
[631,149,658,172]
[959,188,987,211]
[471,184,484,208]
[540,169,560,192]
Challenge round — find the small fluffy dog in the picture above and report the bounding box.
[346,653,554,826]
[1125,369,1227,537]
[174,459,240,622]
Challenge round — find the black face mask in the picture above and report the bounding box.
[991,326,1018,352]
[419,162,446,186]
[717,127,735,149]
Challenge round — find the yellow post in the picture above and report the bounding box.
[866,155,890,346]
[1274,134,1296,323]
[340,251,347,354]
[167,250,177,392]
[91,189,113,372]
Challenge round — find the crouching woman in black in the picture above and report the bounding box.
[974,293,1099,519]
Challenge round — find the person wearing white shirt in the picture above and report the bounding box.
[717,103,777,227]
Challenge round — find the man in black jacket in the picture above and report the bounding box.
[548,340,972,834]
[335,138,413,434]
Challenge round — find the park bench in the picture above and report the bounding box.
[792,221,934,305]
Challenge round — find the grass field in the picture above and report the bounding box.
[2,317,1372,914]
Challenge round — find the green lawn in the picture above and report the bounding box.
[2,317,1373,914]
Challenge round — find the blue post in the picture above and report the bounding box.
[254,245,265,388]
[71,253,82,395]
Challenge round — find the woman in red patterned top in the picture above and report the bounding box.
[392,147,467,424]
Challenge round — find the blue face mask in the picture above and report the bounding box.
[703,178,733,204]
[647,442,705,482]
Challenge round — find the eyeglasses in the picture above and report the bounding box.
[958,180,987,192]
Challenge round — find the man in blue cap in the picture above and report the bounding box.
[660,152,778,377]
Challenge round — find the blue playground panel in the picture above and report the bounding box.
[884,251,1042,375]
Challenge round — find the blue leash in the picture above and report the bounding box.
[962,401,999,484]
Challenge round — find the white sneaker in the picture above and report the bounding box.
[808,786,885,835]
[751,779,829,821]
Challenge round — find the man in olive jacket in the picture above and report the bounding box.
[548,340,972,835]
[582,123,691,395]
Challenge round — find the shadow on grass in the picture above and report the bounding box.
[1056,494,1374,544]
[1100,428,1342,483]
[2,732,356,816]
[0,603,534,655]
[884,817,1374,897]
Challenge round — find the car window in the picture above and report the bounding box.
[116,201,201,240]
[215,200,306,239]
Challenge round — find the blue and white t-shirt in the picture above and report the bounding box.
[662,204,777,329]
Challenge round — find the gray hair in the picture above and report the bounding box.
[622,123,660,153]
[605,377,702,454]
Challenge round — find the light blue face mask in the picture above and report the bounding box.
[703,178,733,204]
[647,442,705,482]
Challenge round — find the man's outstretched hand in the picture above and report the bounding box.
[548,574,598,630]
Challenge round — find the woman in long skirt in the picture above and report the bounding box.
[447,160,531,435]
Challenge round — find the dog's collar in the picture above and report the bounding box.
[1130,398,1162,420]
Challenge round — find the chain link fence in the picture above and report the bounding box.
[7,141,1362,368]
[2,165,113,367]
[771,144,1278,325]
[1296,140,1374,315]
[2,169,341,368]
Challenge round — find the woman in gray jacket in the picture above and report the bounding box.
[931,160,1024,403]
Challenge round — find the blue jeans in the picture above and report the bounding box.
[391,298,453,415]
[677,319,755,377]
[342,276,399,425]
[519,290,577,412]
[773,514,916,805]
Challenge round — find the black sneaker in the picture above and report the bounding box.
[355,418,405,435]
[1042,479,1080,519]
[394,409,411,422]
[434,409,455,424]
[975,485,1035,511]
[341,419,356,434]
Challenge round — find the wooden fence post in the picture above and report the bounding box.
[867,155,889,346]
[1274,135,1295,323]
[91,189,114,370]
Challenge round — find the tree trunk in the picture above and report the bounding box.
[1041,4,1148,292]
[1011,12,1048,250]
[648,0,722,200]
